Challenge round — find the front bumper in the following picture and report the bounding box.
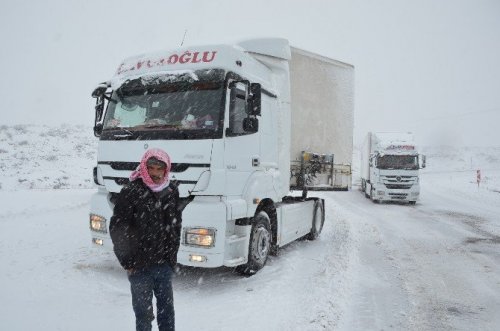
[372,185,420,202]
[177,197,251,268]
[90,190,252,269]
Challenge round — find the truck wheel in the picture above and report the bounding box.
[236,211,271,276]
[409,201,416,205]
[306,200,325,240]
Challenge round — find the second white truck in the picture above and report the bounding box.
[89,38,354,274]
[360,132,425,204]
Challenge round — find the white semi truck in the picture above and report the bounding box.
[360,132,425,204]
[89,38,354,274]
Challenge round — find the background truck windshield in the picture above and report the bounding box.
[101,69,225,140]
[377,155,419,170]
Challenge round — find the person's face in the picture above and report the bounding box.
[147,164,166,184]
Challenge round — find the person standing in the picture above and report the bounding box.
[110,148,182,331]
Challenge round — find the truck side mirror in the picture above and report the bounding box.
[92,85,108,98]
[95,99,104,114]
[243,117,258,132]
[94,98,104,133]
[92,83,109,137]
[250,83,261,116]
[421,155,426,169]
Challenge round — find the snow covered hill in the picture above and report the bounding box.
[0,124,96,190]
[420,145,500,195]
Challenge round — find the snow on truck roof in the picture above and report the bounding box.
[109,38,290,88]
[373,132,418,155]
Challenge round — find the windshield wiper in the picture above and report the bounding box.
[141,124,181,129]
[105,127,134,137]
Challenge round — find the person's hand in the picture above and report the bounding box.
[126,268,135,275]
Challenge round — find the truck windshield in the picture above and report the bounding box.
[377,155,418,170]
[101,69,225,140]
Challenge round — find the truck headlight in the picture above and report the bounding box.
[185,228,216,247]
[90,214,107,233]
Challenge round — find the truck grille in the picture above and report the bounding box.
[98,161,210,197]
[382,175,416,190]
[385,184,412,189]
[388,193,408,200]
[103,177,197,186]
[99,161,209,172]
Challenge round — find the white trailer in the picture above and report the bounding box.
[289,48,354,190]
[360,132,425,204]
[89,38,354,274]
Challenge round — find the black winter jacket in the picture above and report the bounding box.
[109,180,182,270]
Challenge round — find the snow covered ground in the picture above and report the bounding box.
[1,125,499,330]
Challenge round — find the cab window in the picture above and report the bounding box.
[228,85,249,136]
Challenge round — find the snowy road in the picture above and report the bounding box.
[337,171,500,331]
[1,170,499,330]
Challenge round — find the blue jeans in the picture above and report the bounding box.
[128,263,175,331]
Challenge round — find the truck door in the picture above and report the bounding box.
[368,154,378,196]
[224,82,260,196]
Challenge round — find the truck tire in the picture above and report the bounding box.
[409,201,416,205]
[370,188,378,203]
[306,200,325,240]
[236,211,271,276]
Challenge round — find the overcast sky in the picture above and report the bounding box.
[2,0,499,146]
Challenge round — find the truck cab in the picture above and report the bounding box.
[361,132,425,204]
[89,38,353,274]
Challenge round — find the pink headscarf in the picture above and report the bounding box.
[129,148,171,192]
